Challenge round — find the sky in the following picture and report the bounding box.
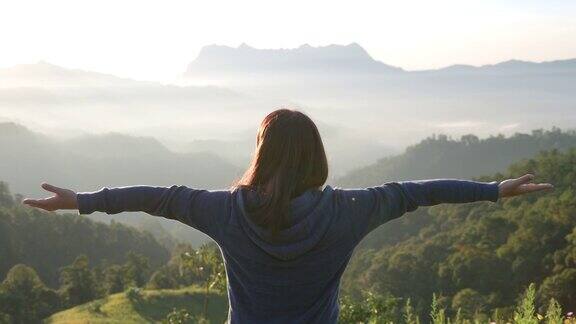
[1,0,575,82]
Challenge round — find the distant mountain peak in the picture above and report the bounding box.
[186,43,402,76]
[0,121,31,134]
[36,60,58,67]
[239,42,253,49]
[0,61,146,87]
[6,60,67,74]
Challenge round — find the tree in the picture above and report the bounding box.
[461,134,479,146]
[122,252,151,288]
[514,283,538,324]
[148,268,177,290]
[0,264,59,322]
[59,255,97,307]
[162,308,208,324]
[102,264,125,294]
[538,269,576,312]
[451,288,487,319]
[338,291,399,324]
[181,243,226,319]
[545,298,564,324]
[403,298,419,324]
[0,182,14,207]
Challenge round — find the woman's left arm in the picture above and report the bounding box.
[372,174,554,219]
[343,174,553,241]
[401,174,554,205]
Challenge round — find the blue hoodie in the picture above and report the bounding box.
[77,179,500,323]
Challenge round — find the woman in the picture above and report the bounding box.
[22,109,552,323]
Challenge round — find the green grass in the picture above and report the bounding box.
[44,286,228,324]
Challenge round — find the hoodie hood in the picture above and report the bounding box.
[234,185,336,261]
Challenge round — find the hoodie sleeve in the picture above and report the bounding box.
[76,185,230,238]
[341,179,500,242]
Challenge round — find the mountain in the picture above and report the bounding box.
[0,60,393,176]
[437,58,576,74]
[0,61,258,143]
[0,61,243,101]
[61,132,172,159]
[0,122,241,245]
[0,122,240,191]
[183,121,397,179]
[185,43,576,77]
[336,128,576,188]
[4,45,576,176]
[182,43,576,147]
[185,43,403,77]
[335,128,576,265]
[0,61,139,88]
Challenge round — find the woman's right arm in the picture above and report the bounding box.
[21,183,230,237]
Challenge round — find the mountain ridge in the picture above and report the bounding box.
[0,121,241,246]
[1,46,575,83]
[185,42,402,76]
[336,128,576,188]
[184,43,576,77]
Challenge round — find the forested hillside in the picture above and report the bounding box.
[337,128,576,187]
[336,128,576,254]
[342,148,576,320]
[0,180,227,322]
[0,181,169,288]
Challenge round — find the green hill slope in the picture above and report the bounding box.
[336,128,576,187]
[342,148,576,319]
[334,128,576,255]
[45,286,228,324]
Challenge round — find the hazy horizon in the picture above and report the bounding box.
[3,45,576,85]
[1,0,575,82]
[2,40,575,176]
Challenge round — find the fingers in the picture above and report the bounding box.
[514,174,535,186]
[519,183,554,194]
[22,198,40,207]
[41,182,64,194]
[22,198,55,211]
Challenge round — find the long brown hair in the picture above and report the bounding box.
[232,108,329,234]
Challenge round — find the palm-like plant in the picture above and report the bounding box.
[181,243,226,319]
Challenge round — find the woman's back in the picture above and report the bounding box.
[72,178,500,323]
[194,180,501,323]
[220,185,356,323]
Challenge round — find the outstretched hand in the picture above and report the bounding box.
[498,174,554,198]
[21,183,78,211]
